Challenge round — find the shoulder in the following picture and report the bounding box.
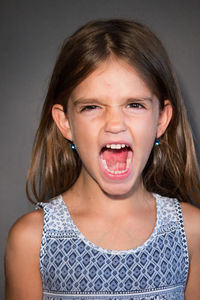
[180,202,200,237]
[8,210,43,243]
[6,209,44,262]
[180,202,200,256]
[180,203,200,298]
[5,210,44,298]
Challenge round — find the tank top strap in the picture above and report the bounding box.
[154,193,189,281]
[35,195,79,238]
[154,194,185,234]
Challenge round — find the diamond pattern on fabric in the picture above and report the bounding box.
[36,194,189,299]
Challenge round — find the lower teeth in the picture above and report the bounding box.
[102,158,131,174]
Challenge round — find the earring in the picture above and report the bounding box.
[70,143,76,150]
[155,139,160,146]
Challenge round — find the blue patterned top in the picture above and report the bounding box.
[36,194,189,299]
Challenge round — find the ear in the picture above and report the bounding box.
[157,100,173,138]
[52,104,73,141]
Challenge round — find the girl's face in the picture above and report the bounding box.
[53,58,172,197]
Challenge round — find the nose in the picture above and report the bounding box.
[104,107,127,134]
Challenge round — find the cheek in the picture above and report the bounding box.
[71,114,102,142]
[131,115,158,140]
[130,116,157,160]
[72,120,97,152]
[69,115,88,141]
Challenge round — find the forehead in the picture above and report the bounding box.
[69,58,154,103]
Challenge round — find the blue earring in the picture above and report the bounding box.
[155,139,160,146]
[70,143,76,150]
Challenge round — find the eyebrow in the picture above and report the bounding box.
[72,96,153,106]
[73,98,105,107]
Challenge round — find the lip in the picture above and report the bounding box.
[99,140,133,181]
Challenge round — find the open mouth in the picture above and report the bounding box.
[100,143,133,175]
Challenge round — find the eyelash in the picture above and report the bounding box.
[80,105,100,112]
[127,103,145,109]
[80,103,145,112]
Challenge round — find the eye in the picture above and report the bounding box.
[127,103,145,109]
[80,105,100,112]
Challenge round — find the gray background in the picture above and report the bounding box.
[1,0,200,297]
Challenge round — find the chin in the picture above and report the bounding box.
[100,181,137,199]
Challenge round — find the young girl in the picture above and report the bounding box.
[5,19,200,299]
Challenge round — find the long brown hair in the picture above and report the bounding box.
[26,19,200,205]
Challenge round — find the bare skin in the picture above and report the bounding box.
[181,203,200,298]
[5,210,43,299]
[62,177,157,251]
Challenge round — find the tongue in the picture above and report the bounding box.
[102,148,128,171]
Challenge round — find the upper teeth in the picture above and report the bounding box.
[105,144,128,149]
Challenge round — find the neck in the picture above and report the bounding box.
[63,169,153,216]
